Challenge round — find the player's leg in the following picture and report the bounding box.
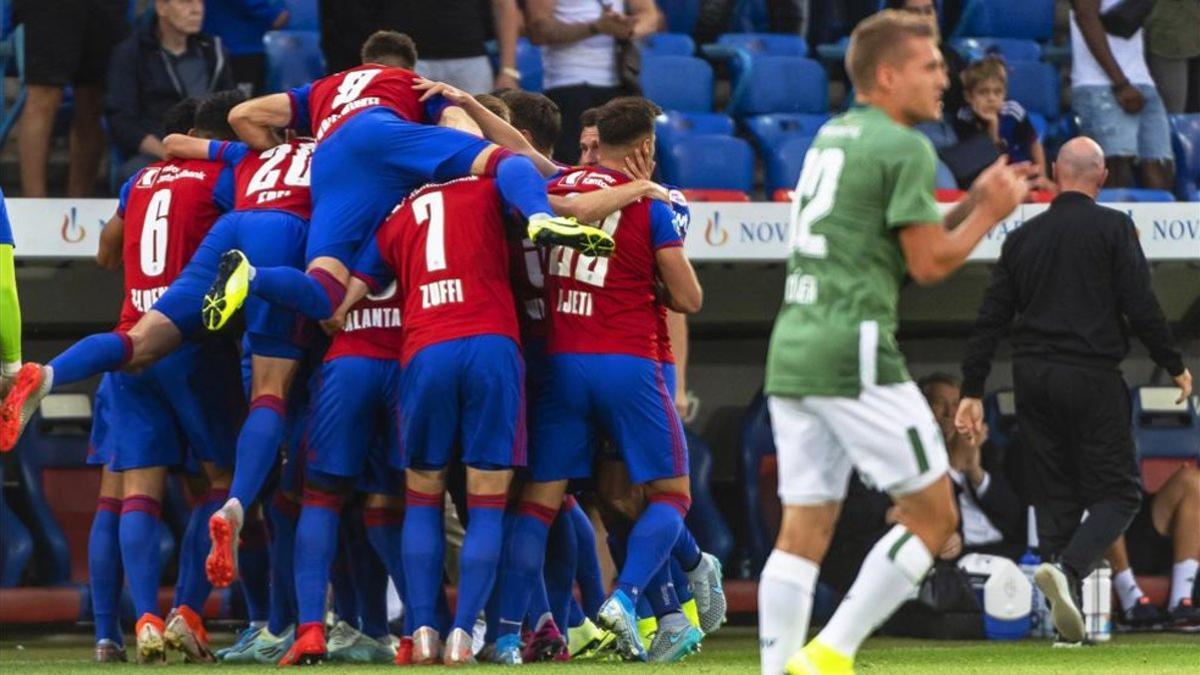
[89,466,125,662]
[544,503,578,637]
[401,468,448,663]
[326,507,394,664]
[119,466,170,664]
[564,496,606,620]
[1152,465,1200,621]
[362,492,407,631]
[237,508,272,625]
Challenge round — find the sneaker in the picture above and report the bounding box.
[1169,597,1200,627]
[202,249,251,331]
[327,620,394,663]
[647,612,703,663]
[163,605,216,663]
[785,639,854,675]
[528,216,616,258]
[205,500,243,587]
[687,552,727,634]
[224,624,295,664]
[597,590,647,662]
[411,625,440,665]
[134,613,167,665]
[394,636,414,665]
[568,618,615,659]
[443,627,475,666]
[1120,597,1167,629]
[522,618,568,663]
[93,638,127,663]
[1034,562,1086,643]
[217,624,262,661]
[491,633,523,665]
[0,363,53,452]
[278,624,327,666]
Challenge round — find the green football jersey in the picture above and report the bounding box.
[764,105,941,398]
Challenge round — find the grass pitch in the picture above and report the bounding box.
[1,628,1197,673]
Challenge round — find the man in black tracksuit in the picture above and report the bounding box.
[954,136,1193,642]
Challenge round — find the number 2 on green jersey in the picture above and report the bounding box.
[789,148,844,259]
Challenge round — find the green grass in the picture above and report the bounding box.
[1,628,1198,673]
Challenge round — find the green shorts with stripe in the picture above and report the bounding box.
[767,381,948,505]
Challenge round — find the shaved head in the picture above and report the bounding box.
[1054,137,1108,196]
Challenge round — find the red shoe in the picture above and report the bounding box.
[134,613,167,664]
[0,364,51,452]
[205,504,241,587]
[278,623,327,666]
[523,618,569,662]
[163,605,215,663]
[394,636,414,666]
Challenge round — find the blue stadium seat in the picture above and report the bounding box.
[0,464,33,587]
[953,0,1055,41]
[284,0,319,31]
[642,32,695,57]
[765,135,815,193]
[717,32,808,57]
[727,56,827,117]
[1004,61,1059,119]
[737,392,776,574]
[950,37,1042,63]
[729,0,770,33]
[1169,114,1200,200]
[487,37,543,92]
[264,30,324,93]
[916,120,959,149]
[658,0,701,34]
[640,56,713,112]
[684,430,734,565]
[983,389,1018,453]
[1131,387,1200,459]
[655,110,735,146]
[935,159,958,190]
[743,112,829,153]
[1097,188,1177,203]
[660,134,754,192]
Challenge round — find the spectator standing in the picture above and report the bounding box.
[956,136,1193,643]
[202,0,290,95]
[1144,0,1200,114]
[384,0,522,95]
[14,0,129,197]
[106,0,235,182]
[526,0,659,164]
[1069,0,1176,189]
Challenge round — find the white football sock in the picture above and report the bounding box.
[1169,559,1198,611]
[816,526,932,658]
[758,549,819,675]
[222,497,245,525]
[1113,568,1144,612]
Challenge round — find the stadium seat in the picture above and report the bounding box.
[916,120,958,149]
[935,159,958,190]
[716,32,808,57]
[284,0,319,31]
[950,37,1042,63]
[726,56,827,117]
[814,36,850,66]
[1003,61,1059,119]
[264,30,324,94]
[737,391,777,574]
[952,0,1055,41]
[1140,457,1199,494]
[640,55,714,112]
[642,32,695,57]
[486,37,544,93]
[660,134,754,192]
[743,112,830,153]
[1169,114,1200,200]
[655,111,735,147]
[935,189,967,202]
[983,389,1019,452]
[772,188,794,202]
[0,465,33,587]
[1097,188,1177,203]
[658,0,701,34]
[764,135,815,193]
[682,189,750,202]
[1131,387,1199,459]
[684,430,735,564]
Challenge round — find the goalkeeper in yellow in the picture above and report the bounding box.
[0,188,20,399]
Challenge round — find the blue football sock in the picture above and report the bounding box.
[265,493,298,635]
[671,557,694,604]
[119,495,164,619]
[568,597,585,629]
[350,518,390,640]
[48,332,131,388]
[89,497,124,644]
[615,494,690,603]
[646,564,682,619]
[402,489,445,631]
[293,488,344,627]
[497,502,556,637]
[484,516,515,643]
[454,494,506,633]
[228,397,286,509]
[527,576,552,629]
[673,527,702,572]
[174,489,225,612]
[566,498,605,619]
[250,267,342,321]
[364,507,407,634]
[494,154,554,220]
[238,511,271,623]
[544,505,578,632]
[637,594,654,620]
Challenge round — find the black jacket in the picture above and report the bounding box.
[961,191,1185,398]
[106,14,234,156]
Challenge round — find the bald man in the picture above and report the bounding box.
[955,136,1192,644]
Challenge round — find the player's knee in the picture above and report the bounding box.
[303,468,355,499]
[1177,465,1200,500]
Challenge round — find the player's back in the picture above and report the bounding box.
[120,159,228,330]
[326,280,404,362]
[304,64,428,141]
[375,176,518,363]
[224,139,314,220]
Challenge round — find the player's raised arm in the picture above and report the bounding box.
[162,133,213,160]
[229,93,294,151]
[550,179,668,223]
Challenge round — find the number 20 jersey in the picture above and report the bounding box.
[211,139,313,220]
[545,167,684,360]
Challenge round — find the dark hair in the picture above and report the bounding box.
[918,372,960,396]
[361,30,418,68]
[595,97,660,147]
[474,93,511,122]
[194,90,245,140]
[579,107,601,129]
[162,98,201,137]
[503,91,561,154]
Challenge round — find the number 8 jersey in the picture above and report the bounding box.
[117,159,232,331]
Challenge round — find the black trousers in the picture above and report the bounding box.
[1013,359,1142,577]
[546,84,622,165]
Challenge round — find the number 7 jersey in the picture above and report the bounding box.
[764,105,942,398]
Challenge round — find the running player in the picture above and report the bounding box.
[495,97,704,664]
[756,11,1029,675]
[200,31,614,336]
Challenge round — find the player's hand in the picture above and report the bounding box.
[624,144,656,181]
[675,387,690,421]
[493,71,520,91]
[320,310,347,336]
[1174,369,1193,404]
[637,179,671,203]
[272,10,290,30]
[413,78,474,107]
[955,396,985,444]
[970,157,1030,222]
[939,532,963,560]
[1113,82,1145,115]
[596,8,635,39]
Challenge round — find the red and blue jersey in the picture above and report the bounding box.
[287,64,450,141]
[325,280,405,362]
[655,186,691,364]
[544,167,684,360]
[355,176,520,364]
[0,187,13,246]
[116,159,234,331]
[208,138,314,220]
